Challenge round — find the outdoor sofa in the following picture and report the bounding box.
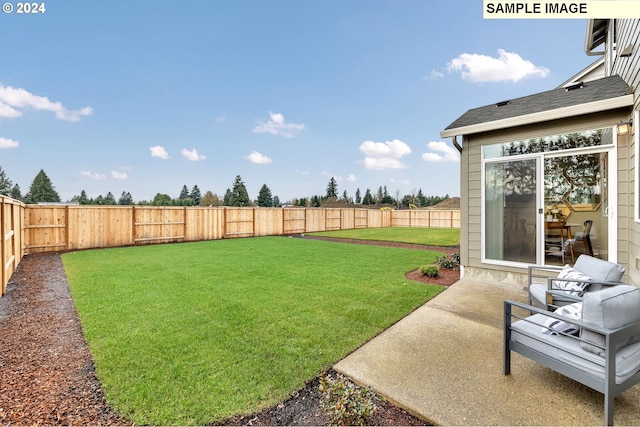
[528,254,625,310]
[505,284,640,426]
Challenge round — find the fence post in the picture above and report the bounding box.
[65,205,70,250]
[223,207,227,238]
[131,206,136,245]
[1,197,5,295]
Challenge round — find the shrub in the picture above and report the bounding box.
[437,252,460,271]
[419,264,439,278]
[318,372,377,426]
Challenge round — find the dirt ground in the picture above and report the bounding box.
[0,238,458,426]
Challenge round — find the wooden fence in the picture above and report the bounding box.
[2,200,459,296]
[1,196,24,296]
[23,205,459,252]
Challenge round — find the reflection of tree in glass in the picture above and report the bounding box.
[500,130,604,206]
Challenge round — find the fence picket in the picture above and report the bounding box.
[0,198,460,298]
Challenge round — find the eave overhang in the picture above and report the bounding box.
[440,93,633,139]
[585,19,609,55]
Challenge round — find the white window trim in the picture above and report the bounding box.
[634,110,640,223]
[481,127,616,267]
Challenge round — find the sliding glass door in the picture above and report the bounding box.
[483,127,616,266]
[484,158,537,264]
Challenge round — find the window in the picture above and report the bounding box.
[483,127,614,265]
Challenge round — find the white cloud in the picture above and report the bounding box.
[422,141,460,163]
[80,171,107,180]
[181,148,206,161]
[246,150,272,164]
[359,139,412,170]
[0,137,19,148]
[253,112,305,138]
[390,178,410,186]
[0,85,93,121]
[363,157,407,170]
[423,70,444,81]
[346,174,357,182]
[215,115,227,123]
[297,170,311,175]
[447,49,550,83]
[111,171,128,180]
[150,145,170,160]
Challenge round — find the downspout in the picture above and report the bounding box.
[452,135,462,153]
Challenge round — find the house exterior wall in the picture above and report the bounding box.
[607,19,640,285]
[461,109,631,287]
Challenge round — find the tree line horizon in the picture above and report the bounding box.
[0,167,451,209]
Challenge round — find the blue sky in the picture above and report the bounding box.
[0,0,596,203]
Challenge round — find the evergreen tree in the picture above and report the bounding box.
[229,175,251,206]
[273,195,281,207]
[342,190,348,201]
[256,184,273,207]
[178,185,190,200]
[0,166,13,196]
[311,195,322,207]
[104,192,117,205]
[362,188,374,205]
[416,188,425,207]
[223,188,232,206]
[118,191,133,205]
[190,185,202,205]
[326,177,338,199]
[24,169,61,203]
[355,188,361,204]
[381,185,395,205]
[10,184,21,200]
[93,195,105,205]
[76,190,90,204]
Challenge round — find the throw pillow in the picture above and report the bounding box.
[542,302,582,336]
[552,265,592,296]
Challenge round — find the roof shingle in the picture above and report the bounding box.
[443,75,630,132]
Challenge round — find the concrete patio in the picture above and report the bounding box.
[334,278,640,426]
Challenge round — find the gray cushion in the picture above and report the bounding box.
[573,255,625,291]
[580,285,640,356]
[512,314,640,384]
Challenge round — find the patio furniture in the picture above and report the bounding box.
[569,219,594,259]
[528,255,625,310]
[545,221,583,264]
[504,284,640,426]
[545,220,570,264]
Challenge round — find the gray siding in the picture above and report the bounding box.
[608,19,640,285]
[462,110,631,285]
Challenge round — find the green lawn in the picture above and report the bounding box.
[62,236,445,425]
[308,226,460,247]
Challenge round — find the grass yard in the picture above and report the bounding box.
[62,236,445,425]
[308,226,460,247]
